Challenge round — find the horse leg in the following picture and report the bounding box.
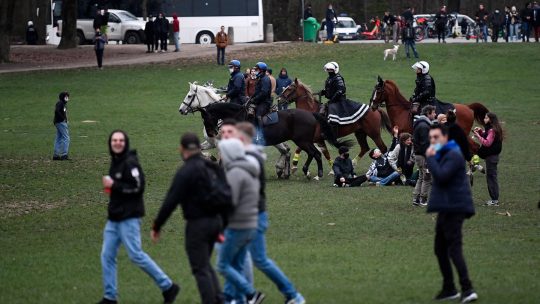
[291,147,302,174]
[316,141,334,175]
[274,143,291,179]
[313,146,324,180]
[352,131,370,166]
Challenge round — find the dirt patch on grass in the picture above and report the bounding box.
[0,200,67,218]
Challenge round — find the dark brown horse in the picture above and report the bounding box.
[369,76,489,152]
[278,78,392,166]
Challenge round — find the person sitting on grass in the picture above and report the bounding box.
[388,132,416,186]
[366,148,401,186]
[332,146,367,187]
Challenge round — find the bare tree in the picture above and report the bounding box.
[0,0,16,63]
[58,0,77,49]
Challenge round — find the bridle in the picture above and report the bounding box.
[370,81,411,110]
[279,84,320,106]
[182,86,200,113]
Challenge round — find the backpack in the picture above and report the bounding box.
[199,160,234,215]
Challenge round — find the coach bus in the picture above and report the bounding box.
[51,0,264,44]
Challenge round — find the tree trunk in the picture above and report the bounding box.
[58,0,78,49]
[0,0,16,63]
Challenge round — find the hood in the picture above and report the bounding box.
[108,129,130,158]
[172,13,178,19]
[219,139,259,177]
[413,115,432,126]
[278,69,288,79]
[59,91,69,102]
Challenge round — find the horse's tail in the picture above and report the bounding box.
[377,109,393,134]
[313,113,354,149]
[467,103,490,125]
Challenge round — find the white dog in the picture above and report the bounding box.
[383,45,400,61]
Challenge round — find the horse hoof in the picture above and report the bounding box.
[291,166,298,174]
[328,170,335,176]
[313,176,320,181]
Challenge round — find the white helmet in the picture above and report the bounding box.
[323,62,339,73]
[411,61,430,74]
[28,21,34,26]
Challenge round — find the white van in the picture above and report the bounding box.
[320,16,360,40]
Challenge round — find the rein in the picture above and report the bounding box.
[182,86,200,113]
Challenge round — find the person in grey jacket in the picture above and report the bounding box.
[216,138,266,304]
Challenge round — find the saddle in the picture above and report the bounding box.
[261,112,279,126]
[433,99,455,115]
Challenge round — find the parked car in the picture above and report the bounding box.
[319,16,360,40]
[58,9,147,45]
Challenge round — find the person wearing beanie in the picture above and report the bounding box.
[332,146,367,187]
[152,132,224,304]
[52,91,71,160]
[217,138,266,304]
[99,130,179,304]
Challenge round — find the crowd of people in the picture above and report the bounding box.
[474,2,540,42]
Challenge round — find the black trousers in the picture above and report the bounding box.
[185,216,223,304]
[146,36,154,51]
[160,33,168,51]
[154,35,159,51]
[217,47,225,65]
[485,154,499,201]
[492,25,500,42]
[95,49,104,68]
[437,27,446,41]
[335,175,367,187]
[435,213,473,292]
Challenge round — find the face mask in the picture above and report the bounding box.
[229,68,234,73]
[65,97,69,102]
[328,72,336,77]
[343,153,350,159]
[433,142,443,152]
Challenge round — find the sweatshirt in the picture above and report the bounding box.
[219,139,260,229]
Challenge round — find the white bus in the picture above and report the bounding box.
[157,0,264,44]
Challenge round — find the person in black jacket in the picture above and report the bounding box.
[521,3,533,42]
[152,133,223,304]
[155,13,168,52]
[26,21,38,45]
[304,3,313,20]
[435,6,448,43]
[332,146,367,187]
[93,8,103,31]
[426,124,478,303]
[250,62,272,122]
[412,105,436,206]
[490,9,503,42]
[145,15,155,53]
[99,130,179,304]
[410,61,436,115]
[445,110,472,162]
[325,3,338,40]
[52,91,70,160]
[475,4,490,42]
[226,60,246,105]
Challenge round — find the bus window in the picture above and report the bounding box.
[221,0,248,16]
[247,0,259,16]
[193,0,219,16]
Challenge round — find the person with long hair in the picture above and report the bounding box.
[473,112,504,206]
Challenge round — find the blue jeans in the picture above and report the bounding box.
[369,171,400,186]
[217,47,225,65]
[53,122,70,157]
[101,218,172,301]
[481,25,488,42]
[173,32,180,50]
[509,24,518,41]
[404,40,418,58]
[250,212,297,298]
[218,228,257,302]
[327,21,334,40]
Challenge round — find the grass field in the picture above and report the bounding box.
[1,43,539,304]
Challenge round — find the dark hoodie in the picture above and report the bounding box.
[413,115,432,156]
[53,92,68,124]
[275,69,292,96]
[107,130,145,221]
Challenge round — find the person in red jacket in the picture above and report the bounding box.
[172,13,180,52]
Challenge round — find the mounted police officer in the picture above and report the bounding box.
[410,61,436,115]
[250,62,272,124]
[225,59,246,105]
[320,61,346,116]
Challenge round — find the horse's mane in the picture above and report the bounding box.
[384,80,411,107]
[196,84,221,102]
[296,80,317,104]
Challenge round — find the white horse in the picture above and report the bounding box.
[179,82,292,179]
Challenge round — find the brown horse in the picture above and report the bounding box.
[369,76,489,152]
[278,78,392,166]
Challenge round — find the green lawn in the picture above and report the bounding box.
[1,43,539,304]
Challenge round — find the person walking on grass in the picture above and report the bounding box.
[221,121,306,304]
[425,124,478,304]
[216,26,228,65]
[217,138,266,304]
[402,22,419,59]
[98,130,179,304]
[412,105,436,207]
[52,91,70,161]
[94,29,106,69]
[152,133,224,304]
[172,13,180,52]
[473,112,504,206]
